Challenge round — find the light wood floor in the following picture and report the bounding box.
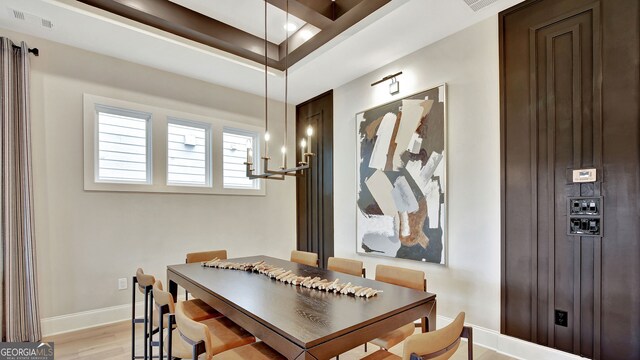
[44,321,516,360]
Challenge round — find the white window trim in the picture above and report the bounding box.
[94,104,153,185]
[223,126,261,190]
[167,117,212,187]
[83,94,265,196]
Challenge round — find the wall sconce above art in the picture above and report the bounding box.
[371,71,402,95]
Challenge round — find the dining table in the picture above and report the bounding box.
[167,255,436,360]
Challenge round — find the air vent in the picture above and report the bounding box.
[12,9,25,20]
[464,0,499,12]
[6,8,54,29]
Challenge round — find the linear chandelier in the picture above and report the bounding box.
[245,0,314,180]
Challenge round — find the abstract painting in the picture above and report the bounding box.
[356,85,446,264]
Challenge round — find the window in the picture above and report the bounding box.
[84,94,264,195]
[223,128,259,189]
[167,119,211,186]
[95,105,151,184]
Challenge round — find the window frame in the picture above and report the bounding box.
[222,126,260,190]
[166,117,212,187]
[94,104,153,185]
[83,94,265,196]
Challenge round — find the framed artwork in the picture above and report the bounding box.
[356,84,447,264]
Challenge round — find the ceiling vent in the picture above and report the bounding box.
[464,0,499,12]
[7,8,54,29]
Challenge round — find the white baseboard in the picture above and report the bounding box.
[436,315,590,360]
[41,301,144,337]
[41,290,186,337]
[42,304,587,359]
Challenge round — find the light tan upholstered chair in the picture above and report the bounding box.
[186,250,228,264]
[152,280,221,359]
[327,257,366,277]
[211,341,286,359]
[290,250,319,267]
[370,265,426,351]
[132,268,156,360]
[328,257,367,356]
[172,301,258,359]
[185,250,228,300]
[361,312,472,360]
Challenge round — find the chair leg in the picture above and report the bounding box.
[462,326,473,360]
[364,343,367,352]
[158,309,164,360]
[131,279,136,360]
[168,315,174,360]
[148,290,154,360]
[143,290,149,360]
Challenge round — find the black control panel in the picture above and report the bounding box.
[567,197,602,236]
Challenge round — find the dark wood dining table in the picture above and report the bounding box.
[167,255,436,360]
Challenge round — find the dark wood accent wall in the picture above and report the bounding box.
[296,91,334,268]
[500,0,639,359]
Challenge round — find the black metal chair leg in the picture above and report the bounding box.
[143,289,149,360]
[149,289,154,360]
[131,277,136,360]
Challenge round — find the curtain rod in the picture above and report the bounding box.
[11,44,39,56]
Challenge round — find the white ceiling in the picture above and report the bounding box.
[168,0,308,44]
[0,0,525,104]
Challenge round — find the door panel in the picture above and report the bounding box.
[296,90,334,268]
[500,0,639,358]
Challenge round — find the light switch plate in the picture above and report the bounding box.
[572,168,596,183]
[118,278,127,290]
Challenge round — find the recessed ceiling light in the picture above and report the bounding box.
[300,29,314,41]
[284,23,297,32]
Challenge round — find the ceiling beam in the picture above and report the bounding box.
[77,0,283,69]
[279,0,391,68]
[266,0,335,29]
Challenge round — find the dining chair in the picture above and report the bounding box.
[211,341,286,359]
[361,312,472,360]
[132,268,155,360]
[152,280,222,359]
[290,250,319,267]
[327,257,367,358]
[369,265,426,351]
[186,249,228,264]
[185,250,228,300]
[172,301,258,359]
[327,257,366,277]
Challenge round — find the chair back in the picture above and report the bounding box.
[152,280,175,314]
[175,301,213,359]
[375,264,425,291]
[403,312,466,360]
[136,268,156,293]
[186,250,228,264]
[290,250,318,267]
[327,257,364,277]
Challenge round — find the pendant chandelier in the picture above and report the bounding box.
[245,0,314,180]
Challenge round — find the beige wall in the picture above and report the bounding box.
[1,29,297,320]
[333,17,501,330]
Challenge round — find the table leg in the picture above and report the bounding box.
[169,278,178,302]
[425,299,437,332]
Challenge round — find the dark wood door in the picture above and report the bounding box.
[500,0,639,358]
[296,90,334,268]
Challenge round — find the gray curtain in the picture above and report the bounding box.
[0,38,41,342]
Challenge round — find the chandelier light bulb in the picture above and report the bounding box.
[306,126,313,137]
[300,138,307,148]
[264,132,270,142]
[281,145,286,153]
